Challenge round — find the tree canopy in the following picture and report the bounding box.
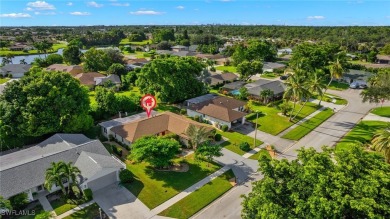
[0,71,92,138]
[242,145,390,219]
[63,45,82,65]
[362,69,390,104]
[136,56,206,103]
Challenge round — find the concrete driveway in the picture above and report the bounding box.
[93,183,151,219]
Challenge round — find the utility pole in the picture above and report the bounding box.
[253,111,259,148]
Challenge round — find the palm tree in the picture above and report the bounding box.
[44,162,66,194]
[260,89,274,104]
[321,58,347,104]
[283,73,310,121]
[185,124,211,149]
[62,162,81,195]
[309,69,327,106]
[371,128,390,163]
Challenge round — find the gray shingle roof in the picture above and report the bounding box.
[222,81,246,90]
[245,80,286,96]
[0,64,31,75]
[0,134,120,199]
[96,74,121,85]
[262,62,286,70]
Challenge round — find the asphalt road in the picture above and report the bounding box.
[193,88,390,219]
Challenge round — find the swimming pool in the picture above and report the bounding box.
[230,90,241,95]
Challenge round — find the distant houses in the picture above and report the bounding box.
[245,79,286,100]
[0,64,32,78]
[46,64,83,76]
[207,72,238,86]
[74,72,121,89]
[376,55,390,64]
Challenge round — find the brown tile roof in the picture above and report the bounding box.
[189,96,247,122]
[110,112,213,143]
[125,58,148,64]
[377,55,390,61]
[46,64,83,76]
[74,72,105,85]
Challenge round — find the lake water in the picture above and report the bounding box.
[0,49,87,64]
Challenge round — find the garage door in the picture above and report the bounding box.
[87,171,117,191]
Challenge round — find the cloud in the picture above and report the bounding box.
[70,11,91,16]
[26,1,55,10]
[307,16,325,20]
[67,2,73,6]
[130,10,164,15]
[34,11,56,15]
[176,6,184,10]
[111,3,130,6]
[0,13,32,18]
[87,1,103,8]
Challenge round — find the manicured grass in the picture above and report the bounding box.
[336,121,389,151]
[18,204,44,219]
[371,107,390,118]
[0,43,67,56]
[50,198,78,216]
[0,78,10,84]
[155,104,181,114]
[63,203,102,219]
[89,87,142,107]
[260,73,278,79]
[248,149,271,160]
[215,66,237,73]
[282,108,334,140]
[125,154,221,209]
[313,93,348,105]
[246,102,319,135]
[217,130,262,155]
[120,39,152,45]
[158,170,235,219]
[328,81,349,90]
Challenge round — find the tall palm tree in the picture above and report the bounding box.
[185,124,211,149]
[309,69,327,106]
[371,128,390,163]
[260,89,274,104]
[283,72,310,121]
[322,58,347,103]
[44,162,66,194]
[62,162,81,195]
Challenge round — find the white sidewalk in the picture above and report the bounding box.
[363,113,390,122]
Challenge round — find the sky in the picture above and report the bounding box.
[0,0,389,26]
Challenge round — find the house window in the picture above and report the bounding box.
[104,128,107,133]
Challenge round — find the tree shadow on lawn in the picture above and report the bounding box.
[340,123,386,145]
[245,112,266,121]
[123,176,145,198]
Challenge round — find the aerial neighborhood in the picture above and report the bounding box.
[0,4,390,219]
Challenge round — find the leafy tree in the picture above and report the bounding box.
[156,41,172,50]
[246,40,277,62]
[381,43,390,55]
[367,50,378,63]
[32,57,48,67]
[33,40,53,57]
[68,39,83,49]
[128,32,146,42]
[121,71,138,90]
[0,196,12,211]
[185,124,212,149]
[237,60,263,81]
[45,54,63,66]
[0,40,10,49]
[136,56,206,103]
[153,29,175,43]
[195,142,223,166]
[2,54,14,65]
[107,63,127,76]
[361,69,390,104]
[61,162,81,194]
[34,211,54,219]
[238,86,249,100]
[260,89,274,104]
[0,71,92,138]
[44,162,66,194]
[63,45,82,65]
[115,94,140,113]
[95,86,117,116]
[82,48,111,72]
[242,145,390,218]
[104,48,125,65]
[9,193,28,210]
[130,136,180,168]
[371,127,390,163]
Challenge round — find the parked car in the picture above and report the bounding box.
[349,82,359,89]
[280,75,289,80]
[359,83,368,89]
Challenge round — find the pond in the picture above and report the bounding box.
[0,48,87,64]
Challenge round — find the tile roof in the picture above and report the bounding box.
[209,73,238,86]
[245,79,286,96]
[46,64,83,76]
[110,112,213,142]
[222,81,246,90]
[74,72,105,85]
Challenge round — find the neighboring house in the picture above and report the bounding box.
[100,111,213,147]
[245,79,287,100]
[171,45,189,52]
[277,48,292,56]
[187,95,247,130]
[221,81,246,92]
[262,62,286,73]
[75,73,121,88]
[0,64,31,78]
[0,134,125,201]
[46,64,83,76]
[156,50,197,57]
[95,74,121,87]
[207,72,238,86]
[342,69,372,84]
[214,57,232,66]
[376,55,390,64]
[125,58,149,70]
[195,54,225,61]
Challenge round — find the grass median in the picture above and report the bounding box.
[282,108,334,140]
[371,107,390,118]
[217,130,263,155]
[158,170,235,219]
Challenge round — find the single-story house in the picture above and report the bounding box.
[156,50,197,57]
[0,64,31,78]
[342,69,372,84]
[245,79,286,100]
[94,74,121,87]
[214,57,232,66]
[101,111,213,147]
[171,45,189,52]
[0,134,125,201]
[187,96,247,130]
[195,54,225,61]
[125,58,149,70]
[221,81,246,92]
[207,72,238,86]
[74,73,121,88]
[46,64,83,76]
[376,55,390,64]
[262,62,286,73]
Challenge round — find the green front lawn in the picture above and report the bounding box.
[158,170,234,219]
[120,39,152,45]
[246,102,319,135]
[328,81,349,90]
[158,170,235,219]
[0,43,67,56]
[314,93,348,105]
[248,149,271,160]
[63,203,102,219]
[371,107,390,118]
[155,104,181,114]
[0,78,10,84]
[50,198,78,216]
[125,154,221,209]
[217,130,262,155]
[336,121,389,151]
[260,73,278,79]
[215,66,237,73]
[282,108,334,140]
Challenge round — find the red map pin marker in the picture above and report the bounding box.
[140,94,157,118]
